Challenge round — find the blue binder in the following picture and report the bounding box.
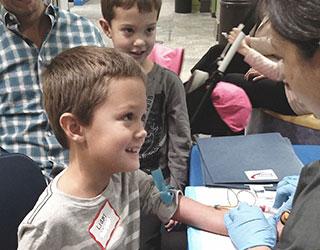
[196,133,303,189]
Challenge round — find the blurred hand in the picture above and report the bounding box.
[228,27,250,56]
[164,219,179,232]
[273,175,299,209]
[228,27,242,44]
[253,74,266,81]
[273,175,299,220]
[244,68,265,81]
[224,203,277,250]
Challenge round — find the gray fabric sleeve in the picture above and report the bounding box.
[18,224,54,250]
[137,170,181,223]
[165,72,192,190]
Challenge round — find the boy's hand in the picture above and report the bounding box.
[164,219,179,232]
[228,27,250,56]
[224,203,277,250]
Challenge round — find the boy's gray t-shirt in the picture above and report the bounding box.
[17,170,180,250]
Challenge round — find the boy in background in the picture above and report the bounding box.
[99,0,191,191]
[99,1,191,248]
[17,46,227,250]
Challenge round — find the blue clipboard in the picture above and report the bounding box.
[196,133,303,189]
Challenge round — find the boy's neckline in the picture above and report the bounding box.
[55,167,111,199]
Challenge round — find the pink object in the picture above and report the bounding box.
[211,81,252,132]
[148,43,184,75]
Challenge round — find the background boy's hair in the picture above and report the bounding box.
[101,0,162,23]
[42,46,146,148]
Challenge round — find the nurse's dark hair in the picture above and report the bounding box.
[267,0,320,58]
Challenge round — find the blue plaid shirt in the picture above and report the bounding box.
[0,2,105,175]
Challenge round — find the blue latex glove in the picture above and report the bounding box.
[224,202,277,250]
[273,175,299,212]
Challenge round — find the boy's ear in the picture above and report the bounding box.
[59,113,85,144]
[99,18,112,38]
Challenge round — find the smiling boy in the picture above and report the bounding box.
[17,46,227,250]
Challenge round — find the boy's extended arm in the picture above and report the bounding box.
[172,196,228,236]
[173,197,276,249]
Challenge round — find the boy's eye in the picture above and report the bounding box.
[146,27,156,34]
[123,113,133,121]
[122,27,134,34]
[141,114,146,124]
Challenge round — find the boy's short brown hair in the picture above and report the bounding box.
[101,0,162,23]
[42,46,146,148]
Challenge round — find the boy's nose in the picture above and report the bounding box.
[133,38,146,47]
[136,127,147,141]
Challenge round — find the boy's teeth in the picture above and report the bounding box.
[127,147,138,153]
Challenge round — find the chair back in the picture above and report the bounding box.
[0,152,47,250]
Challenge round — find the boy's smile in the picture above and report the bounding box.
[100,4,158,70]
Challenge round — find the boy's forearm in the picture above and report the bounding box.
[172,196,228,236]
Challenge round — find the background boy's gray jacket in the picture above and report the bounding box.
[139,64,192,190]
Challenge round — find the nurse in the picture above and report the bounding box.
[224,0,320,249]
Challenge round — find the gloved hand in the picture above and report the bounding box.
[273,175,299,213]
[224,202,277,250]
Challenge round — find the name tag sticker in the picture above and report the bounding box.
[89,200,120,249]
[245,169,278,181]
